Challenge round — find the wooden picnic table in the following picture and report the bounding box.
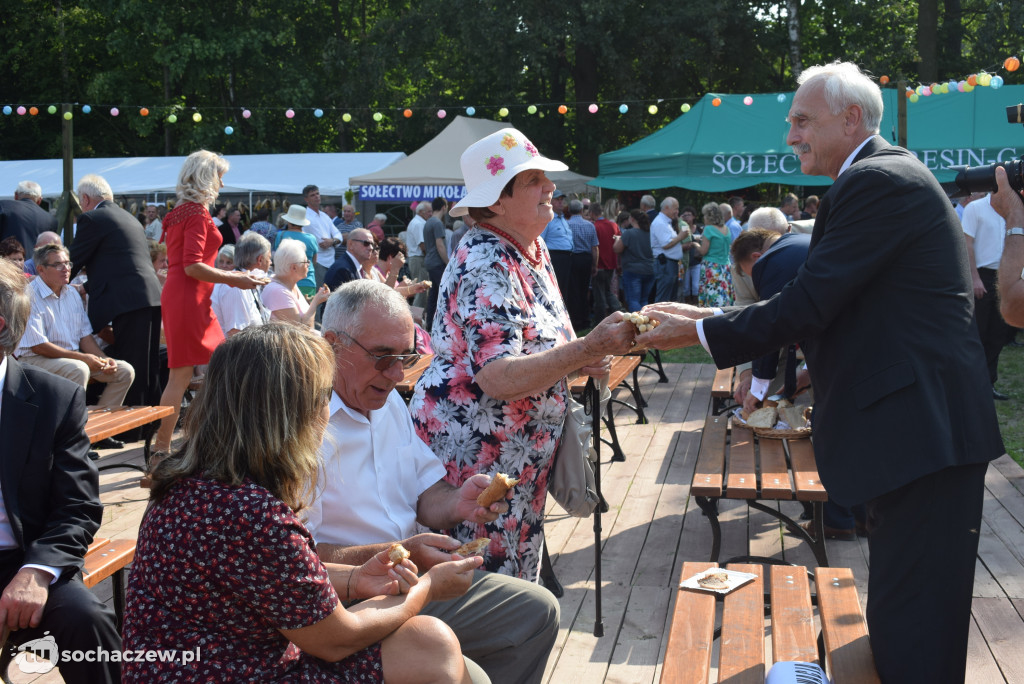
[661,562,879,684]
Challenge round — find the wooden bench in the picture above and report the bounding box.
[661,562,879,683]
[396,354,433,400]
[693,412,830,567]
[711,365,738,415]
[568,354,646,462]
[87,405,175,474]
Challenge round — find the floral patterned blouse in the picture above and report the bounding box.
[123,477,383,682]
[410,227,575,581]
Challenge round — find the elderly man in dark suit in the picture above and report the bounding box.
[0,260,121,682]
[637,61,1003,683]
[70,174,163,430]
[0,181,57,255]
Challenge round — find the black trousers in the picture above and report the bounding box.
[548,250,571,299]
[568,252,593,331]
[0,551,121,683]
[864,461,988,683]
[107,306,162,407]
[974,268,1013,384]
[425,264,445,332]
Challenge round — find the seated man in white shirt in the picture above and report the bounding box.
[304,280,559,684]
[211,232,272,337]
[16,244,134,411]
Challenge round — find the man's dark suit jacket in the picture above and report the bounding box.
[0,198,57,254]
[704,136,1003,506]
[0,358,101,574]
[70,200,162,333]
[749,232,810,382]
[324,251,362,291]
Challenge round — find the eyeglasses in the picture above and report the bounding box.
[351,239,379,252]
[42,260,73,271]
[336,330,420,371]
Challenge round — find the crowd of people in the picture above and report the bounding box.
[0,59,1022,683]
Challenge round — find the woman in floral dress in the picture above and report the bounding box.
[696,201,735,307]
[410,129,635,581]
[125,323,476,683]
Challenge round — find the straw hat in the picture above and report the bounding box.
[449,128,567,218]
[280,204,310,226]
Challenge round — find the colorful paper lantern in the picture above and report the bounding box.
[588,103,598,114]
[991,75,1004,89]
[557,104,568,114]
[314,108,324,118]
[437,109,446,118]
[880,75,890,85]
[285,109,295,118]
[2,106,11,115]
[978,72,992,87]
[224,126,234,135]
[963,82,975,92]
[465,106,476,116]
[46,105,57,114]
[777,94,786,103]
[648,104,658,114]
[16,106,26,115]
[619,104,628,114]
[681,103,691,113]
[342,113,352,122]
[712,98,721,107]
[29,107,39,115]
[140,107,149,116]
[958,80,967,92]
[167,114,177,123]
[63,111,72,120]
[372,112,383,122]
[909,93,919,103]
[242,109,251,119]
[82,105,91,114]
[527,105,537,115]
[192,112,201,122]
[109,107,118,116]
[967,74,978,86]
[743,96,753,106]
[498,107,509,117]
[1005,57,1021,72]
[403,108,412,118]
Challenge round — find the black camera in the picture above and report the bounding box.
[950,104,1024,196]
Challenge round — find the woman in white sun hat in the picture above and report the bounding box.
[409,128,635,582]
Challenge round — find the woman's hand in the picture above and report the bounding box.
[228,271,266,290]
[581,312,636,357]
[310,284,331,308]
[579,355,613,378]
[455,474,508,524]
[353,549,419,598]
[422,556,483,602]
[402,533,462,571]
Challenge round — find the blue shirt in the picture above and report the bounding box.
[727,218,743,242]
[568,215,598,254]
[540,216,573,251]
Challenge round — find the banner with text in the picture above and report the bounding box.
[359,185,467,202]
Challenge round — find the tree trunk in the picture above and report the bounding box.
[918,0,938,82]
[940,0,963,75]
[787,0,802,79]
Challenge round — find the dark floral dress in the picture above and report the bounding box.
[410,227,575,581]
[123,477,383,682]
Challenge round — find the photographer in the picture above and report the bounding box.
[991,165,1024,327]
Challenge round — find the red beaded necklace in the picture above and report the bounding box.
[481,223,543,268]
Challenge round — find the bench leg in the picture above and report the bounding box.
[641,349,669,383]
[603,400,626,462]
[695,496,722,562]
[625,376,648,424]
[631,364,648,408]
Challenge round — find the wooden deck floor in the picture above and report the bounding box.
[10,362,1024,682]
[541,363,1024,684]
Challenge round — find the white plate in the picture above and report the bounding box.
[679,568,758,595]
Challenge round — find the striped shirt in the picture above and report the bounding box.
[16,277,92,357]
[568,215,599,254]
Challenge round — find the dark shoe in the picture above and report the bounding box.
[993,388,1010,401]
[800,520,856,541]
[93,437,125,450]
[87,450,100,461]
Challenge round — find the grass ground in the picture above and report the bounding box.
[657,339,1024,468]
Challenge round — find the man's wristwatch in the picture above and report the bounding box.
[1007,227,1024,238]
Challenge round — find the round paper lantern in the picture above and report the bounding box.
[403,108,412,118]
[498,107,509,117]
[922,86,932,96]
[743,96,753,106]
[967,74,977,86]
[619,104,628,114]
[909,93,919,103]
[192,112,201,122]
[948,80,959,92]
[314,108,324,118]
[712,98,722,107]
[372,112,383,122]
[681,103,691,113]
[991,75,1004,89]
[140,107,149,116]
[167,114,177,123]
[978,73,991,87]
[16,106,26,115]
[285,109,295,118]
[2,106,11,115]
[1005,56,1021,72]
[963,82,975,92]
[527,105,537,114]
[82,105,91,114]
[63,111,72,120]
[224,126,234,135]
[880,75,890,85]
[29,107,39,116]
[465,106,476,116]
[47,105,57,114]
[109,107,118,116]
[437,109,446,118]
[242,109,251,119]
[588,103,598,113]
[958,80,967,92]
[342,113,352,122]
[557,104,568,114]
[648,104,658,114]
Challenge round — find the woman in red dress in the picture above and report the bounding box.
[155,150,265,454]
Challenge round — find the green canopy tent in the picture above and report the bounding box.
[592,84,1024,192]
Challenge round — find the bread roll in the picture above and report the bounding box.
[388,543,410,564]
[476,473,519,507]
[454,538,490,556]
[746,407,778,429]
[697,571,730,590]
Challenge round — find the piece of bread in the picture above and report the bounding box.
[803,406,813,422]
[746,406,778,429]
[697,571,730,590]
[454,538,490,557]
[779,406,808,429]
[476,473,519,507]
[387,543,410,564]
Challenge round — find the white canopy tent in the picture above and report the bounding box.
[350,116,596,201]
[0,152,406,201]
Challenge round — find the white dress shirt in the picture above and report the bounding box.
[303,390,446,547]
[16,278,93,357]
[650,211,683,260]
[962,195,1006,269]
[303,207,342,269]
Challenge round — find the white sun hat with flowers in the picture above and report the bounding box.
[449,128,568,218]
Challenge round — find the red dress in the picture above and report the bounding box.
[161,202,224,367]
